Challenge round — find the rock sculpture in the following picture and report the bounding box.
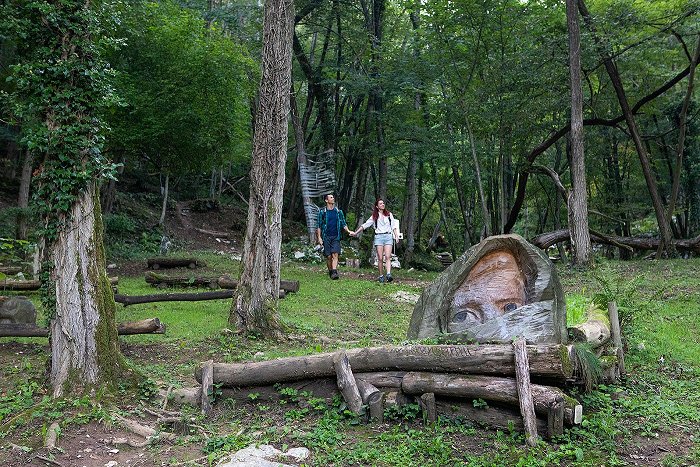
[408,234,567,343]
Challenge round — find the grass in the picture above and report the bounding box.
[2,253,700,465]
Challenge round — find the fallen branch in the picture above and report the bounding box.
[531,228,700,254]
[147,258,207,269]
[0,318,165,337]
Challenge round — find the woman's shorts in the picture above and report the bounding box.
[373,232,393,246]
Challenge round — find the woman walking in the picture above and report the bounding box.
[352,199,400,283]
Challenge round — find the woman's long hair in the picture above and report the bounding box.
[371,199,391,225]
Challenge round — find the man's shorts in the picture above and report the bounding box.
[323,238,341,257]
[373,232,393,246]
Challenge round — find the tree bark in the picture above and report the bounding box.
[513,338,538,446]
[159,171,169,227]
[49,184,125,397]
[229,0,294,335]
[566,0,592,267]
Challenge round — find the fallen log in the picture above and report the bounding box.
[1,276,118,291]
[114,288,285,306]
[400,372,581,426]
[334,351,362,413]
[0,266,22,275]
[194,228,229,239]
[195,344,577,386]
[531,228,700,254]
[145,271,217,288]
[436,399,549,436]
[218,276,300,293]
[0,318,165,337]
[147,257,206,269]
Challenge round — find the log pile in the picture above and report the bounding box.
[183,343,586,438]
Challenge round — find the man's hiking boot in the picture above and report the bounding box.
[328,269,333,278]
[377,275,385,283]
[331,269,339,280]
[386,273,393,283]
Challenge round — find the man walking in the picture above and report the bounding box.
[316,193,352,280]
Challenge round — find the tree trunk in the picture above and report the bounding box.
[16,151,34,240]
[578,0,674,258]
[229,0,294,335]
[49,184,124,397]
[290,84,316,243]
[159,171,169,227]
[566,0,592,267]
[668,36,700,227]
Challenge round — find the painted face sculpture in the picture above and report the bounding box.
[407,234,567,344]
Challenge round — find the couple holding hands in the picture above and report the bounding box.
[316,194,400,282]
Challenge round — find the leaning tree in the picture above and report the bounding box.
[230,0,294,335]
[2,0,128,397]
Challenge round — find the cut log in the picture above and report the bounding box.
[147,257,206,269]
[547,398,565,438]
[531,228,700,254]
[194,228,229,239]
[218,275,300,293]
[356,371,406,388]
[200,360,214,415]
[0,319,165,337]
[0,266,22,275]
[117,318,166,335]
[145,271,218,288]
[356,378,384,422]
[568,306,611,348]
[436,399,549,435]
[333,352,363,413]
[1,276,118,291]
[400,372,581,426]
[195,344,576,387]
[513,338,538,446]
[608,301,625,376]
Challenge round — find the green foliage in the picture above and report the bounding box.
[384,403,422,422]
[106,0,256,178]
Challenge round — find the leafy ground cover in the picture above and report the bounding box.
[1,253,699,466]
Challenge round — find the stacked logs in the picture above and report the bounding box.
[185,343,584,438]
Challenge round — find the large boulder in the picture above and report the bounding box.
[0,296,37,325]
[407,234,567,344]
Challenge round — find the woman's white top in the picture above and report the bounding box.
[361,213,394,234]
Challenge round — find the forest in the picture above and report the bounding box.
[0,0,699,466]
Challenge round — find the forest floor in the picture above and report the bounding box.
[1,197,699,466]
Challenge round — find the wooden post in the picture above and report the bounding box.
[608,301,625,376]
[547,397,564,438]
[419,393,437,424]
[200,360,214,416]
[513,338,538,447]
[333,351,363,413]
[357,378,384,422]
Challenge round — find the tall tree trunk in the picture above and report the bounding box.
[229,0,294,335]
[668,36,700,229]
[16,151,34,240]
[159,171,169,227]
[578,0,674,258]
[566,0,592,267]
[466,118,491,238]
[50,184,123,397]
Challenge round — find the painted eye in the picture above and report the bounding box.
[453,308,480,323]
[453,311,469,322]
[503,303,518,312]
